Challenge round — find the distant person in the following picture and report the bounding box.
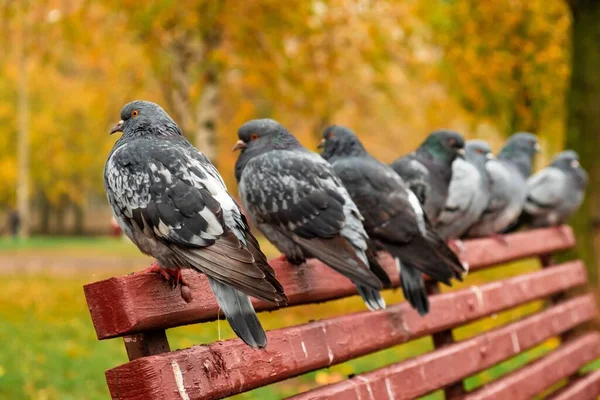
[8,209,20,239]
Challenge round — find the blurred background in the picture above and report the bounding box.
[0,1,599,399]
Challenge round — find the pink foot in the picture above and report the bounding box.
[448,239,466,255]
[138,262,192,303]
[491,233,508,246]
[139,262,172,281]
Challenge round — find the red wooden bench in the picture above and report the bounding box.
[84,225,600,399]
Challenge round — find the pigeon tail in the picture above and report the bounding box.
[422,228,466,280]
[208,277,267,348]
[501,210,529,234]
[292,234,384,290]
[366,246,393,288]
[400,263,429,316]
[356,285,387,311]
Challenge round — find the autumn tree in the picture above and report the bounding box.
[422,0,571,156]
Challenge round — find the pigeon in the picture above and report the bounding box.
[435,140,494,241]
[518,150,588,228]
[319,125,465,315]
[104,101,286,349]
[390,130,466,224]
[466,132,540,238]
[234,119,386,311]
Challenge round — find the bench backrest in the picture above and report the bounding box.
[83,226,599,400]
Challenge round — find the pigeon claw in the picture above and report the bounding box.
[448,239,466,255]
[139,263,193,303]
[491,233,509,246]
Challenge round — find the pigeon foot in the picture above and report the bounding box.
[448,239,466,255]
[491,233,508,246]
[139,263,193,303]
[139,262,172,281]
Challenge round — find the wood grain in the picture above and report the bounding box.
[462,332,600,400]
[85,226,575,340]
[104,262,587,400]
[288,295,597,400]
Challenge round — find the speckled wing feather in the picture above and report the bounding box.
[333,156,462,283]
[104,137,284,304]
[238,149,381,289]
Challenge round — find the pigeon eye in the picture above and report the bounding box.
[249,133,259,140]
[131,110,139,118]
[328,132,334,139]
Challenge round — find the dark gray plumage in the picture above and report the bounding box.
[519,150,588,228]
[466,132,540,238]
[234,119,386,311]
[435,140,494,240]
[319,125,465,315]
[104,101,286,349]
[390,130,466,224]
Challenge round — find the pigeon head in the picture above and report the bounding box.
[551,150,579,169]
[551,150,588,187]
[465,140,494,169]
[233,119,302,181]
[319,125,368,162]
[110,101,182,138]
[497,132,540,177]
[418,130,465,164]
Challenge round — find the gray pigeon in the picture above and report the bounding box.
[104,101,286,349]
[234,119,386,311]
[319,125,465,315]
[466,133,540,238]
[435,140,494,241]
[390,130,466,224]
[518,150,588,228]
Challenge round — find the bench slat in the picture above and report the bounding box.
[462,332,600,400]
[287,295,597,400]
[548,369,600,400]
[85,226,574,340]
[104,261,586,400]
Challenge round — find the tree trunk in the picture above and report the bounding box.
[565,0,600,284]
[72,201,85,235]
[195,67,219,165]
[39,191,51,234]
[16,3,30,238]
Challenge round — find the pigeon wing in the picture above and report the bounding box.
[524,167,566,213]
[104,139,285,304]
[239,150,380,288]
[390,154,430,205]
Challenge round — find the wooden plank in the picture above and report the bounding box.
[104,262,586,400]
[123,330,170,361]
[462,332,600,400]
[548,369,600,400]
[424,280,466,399]
[85,226,575,340]
[287,295,597,400]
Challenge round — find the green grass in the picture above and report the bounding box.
[0,240,596,399]
[0,236,140,255]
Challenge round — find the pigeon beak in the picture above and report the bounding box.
[457,148,466,158]
[232,140,246,152]
[486,153,495,160]
[571,160,580,168]
[317,139,326,149]
[110,120,124,135]
[534,142,541,152]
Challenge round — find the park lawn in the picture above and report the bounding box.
[0,235,141,255]
[0,238,594,399]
